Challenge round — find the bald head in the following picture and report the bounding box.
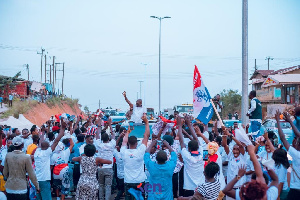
[136,99,142,107]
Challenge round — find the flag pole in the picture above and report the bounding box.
[210,99,224,127]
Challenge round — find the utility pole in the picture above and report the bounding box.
[265,56,274,70]
[241,0,248,126]
[62,63,65,95]
[254,59,257,71]
[54,63,57,94]
[138,81,144,99]
[50,64,52,85]
[99,100,101,109]
[52,56,55,92]
[44,55,47,83]
[37,48,45,82]
[24,64,29,80]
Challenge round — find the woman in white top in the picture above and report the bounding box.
[272,148,290,200]
[222,127,247,193]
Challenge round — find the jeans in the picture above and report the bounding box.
[287,188,300,200]
[7,193,27,200]
[115,178,125,200]
[98,168,113,200]
[68,163,74,192]
[73,163,80,189]
[172,168,184,198]
[36,181,51,200]
[251,120,261,140]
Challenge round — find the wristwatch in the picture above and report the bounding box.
[236,175,241,181]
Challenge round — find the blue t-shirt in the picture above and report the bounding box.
[292,118,300,138]
[71,142,85,163]
[0,97,3,102]
[144,151,177,200]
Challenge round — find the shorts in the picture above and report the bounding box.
[53,178,69,195]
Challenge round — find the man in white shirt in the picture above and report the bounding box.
[96,118,116,200]
[121,114,150,200]
[177,116,205,197]
[34,120,66,200]
[123,91,146,123]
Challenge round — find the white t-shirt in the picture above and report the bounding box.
[34,148,52,181]
[288,146,300,189]
[131,105,146,123]
[236,185,278,200]
[50,148,71,166]
[181,148,205,190]
[114,149,124,179]
[245,153,254,182]
[95,139,116,168]
[227,152,247,187]
[0,147,7,166]
[275,164,288,191]
[216,151,226,190]
[23,136,33,152]
[197,131,209,150]
[120,144,146,183]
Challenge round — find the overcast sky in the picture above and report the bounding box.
[0,0,299,112]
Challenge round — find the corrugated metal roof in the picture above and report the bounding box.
[270,65,300,75]
[268,74,300,84]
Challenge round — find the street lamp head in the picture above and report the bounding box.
[150,16,157,18]
[163,16,171,19]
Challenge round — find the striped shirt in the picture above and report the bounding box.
[196,178,220,200]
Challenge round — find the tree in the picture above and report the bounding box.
[0,71,22,98]
[220,89,242,119]
[83,106,90,114]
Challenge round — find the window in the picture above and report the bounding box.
[286,86,295,104]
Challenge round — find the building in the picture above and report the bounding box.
[250,65,300,118]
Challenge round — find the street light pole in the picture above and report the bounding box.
[138,81,144,99]
[150,16,171,115]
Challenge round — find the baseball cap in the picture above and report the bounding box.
[12,136,24,146]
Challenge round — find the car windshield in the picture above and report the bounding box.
[176,106,193,113]
[275,122,292,129]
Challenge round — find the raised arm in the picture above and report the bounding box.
[263,131,275,153]
[267,169,279,188]
[122,128,130,147]
[116,131,126,147]
[222,165,246,198]
[163,140,174,152]
[108,118,115,140]
[231,136,245,155]
[176,116,186,149]
[95,116,103,140]
[146,140,157,153]
[221,127,230,155]
[283,112,300,138]
[275,110,290,150]
[194,125,209,144]
[247,144,265,184]
[182,129,193,141]
[142,114,150,146]
[51,119,67,152]
[123,91,133,110]
[157,122,167,140]
[185,115,198,141]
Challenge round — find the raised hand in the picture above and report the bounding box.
[238,165,247,177]
[61,118,67,129]
[142,113,148,124]
[122,91,126,97]
[275,110,281,122]
[176,115,182,126]
[283,112,292,123]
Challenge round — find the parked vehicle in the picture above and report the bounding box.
[262,119,294,145]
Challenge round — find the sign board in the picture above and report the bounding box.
[262,77,279,88]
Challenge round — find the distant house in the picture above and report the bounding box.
[250,65,300,118]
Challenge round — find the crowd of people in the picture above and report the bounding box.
[0,91,299,200]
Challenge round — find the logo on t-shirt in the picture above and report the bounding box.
[137,183,162,194]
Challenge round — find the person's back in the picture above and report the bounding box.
[3,136,39,200]
[145,149,177,200]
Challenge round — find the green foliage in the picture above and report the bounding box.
[0,72,22,97]
[220,89,242,119]
[46,97,62,108]
[83,106,90,114]
[64,97,79,112]
[1,99,38,119]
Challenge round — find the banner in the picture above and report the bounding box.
[193,65,214,124]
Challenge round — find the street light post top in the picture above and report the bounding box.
[150,16,171,20]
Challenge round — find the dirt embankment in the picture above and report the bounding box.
[24,103,83,126]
